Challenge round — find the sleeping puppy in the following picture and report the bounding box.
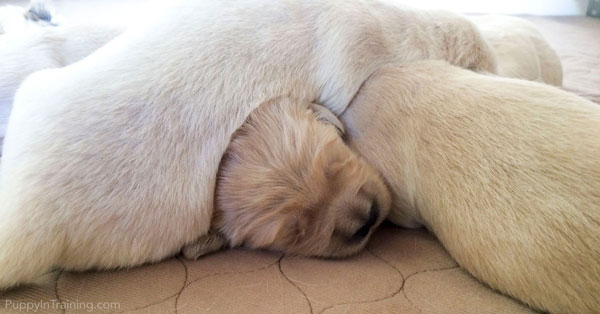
[182,98,390,259]
[0,96,390,288]
[0,0,495,289]
[341,60,600,314]
[472,15,562,86]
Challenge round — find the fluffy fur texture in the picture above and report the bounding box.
[341,61,600,314]
[0,25,121,101]
[184,99,391,259]
[0,2,121,154]
[0,5,25,34]
[0,0,496,289]
[472,15,563,86]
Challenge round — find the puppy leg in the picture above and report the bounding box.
[181,231,227,260]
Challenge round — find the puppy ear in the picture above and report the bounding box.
[309,103,345,135]
[290,213,309,245]
[243,217,287,248]
[320,139,354,179]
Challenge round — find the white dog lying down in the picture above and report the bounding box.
[471,15,563,86]
[0,3,121,155]
[0,0,496,289]
[341,60,600,314]
[0,6,564,158]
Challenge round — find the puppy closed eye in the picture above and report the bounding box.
[351,201,380,240]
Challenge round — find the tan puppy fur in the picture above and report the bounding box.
[0,0,496,289]
[472,15,563,86]
[341,61,600,314]
[184,99,391,259]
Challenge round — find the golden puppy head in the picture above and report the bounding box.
[214,98,391,258]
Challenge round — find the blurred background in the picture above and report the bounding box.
[1,0,598,23]
[387,0,591,16]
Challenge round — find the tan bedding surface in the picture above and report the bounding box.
[1,16,598,314]
[526,16,600,103]
[0,226,536,314]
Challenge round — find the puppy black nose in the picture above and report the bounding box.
[352,201,380,239]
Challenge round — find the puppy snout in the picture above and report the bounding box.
[353,201,380,239]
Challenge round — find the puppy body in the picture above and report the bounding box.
[0,4,122,154]
[0,0,494,289]
[471,15,562,86]
[342,61,600,314]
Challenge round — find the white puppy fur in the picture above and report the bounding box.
[0,0,56,33]
[0,3,122,155]
[342,60,600,314]
[0,0,496,289]
[471,15,563,86]
[0,5,45,35]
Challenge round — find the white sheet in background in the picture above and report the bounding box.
[383,0,588,15]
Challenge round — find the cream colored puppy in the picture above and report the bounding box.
[0,0,494,289]
[0,3,122,154]
[0,26,121,101]
[182,99,390,259]
[472,15,563,86]
[341,61,600,314]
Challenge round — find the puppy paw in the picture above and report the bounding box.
[181,232,227,260]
